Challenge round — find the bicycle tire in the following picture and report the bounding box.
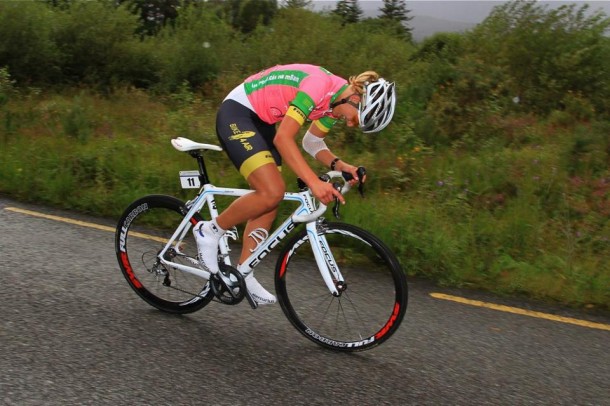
[275,222,408,352]
[115,194,213,314]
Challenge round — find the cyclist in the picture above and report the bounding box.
[193,63,396,305]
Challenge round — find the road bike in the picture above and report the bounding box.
[115,137,408,352]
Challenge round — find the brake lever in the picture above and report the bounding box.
[332,181,342,219]
[332,166,367,219]
[342,167,366,197]
[356,166,366,197]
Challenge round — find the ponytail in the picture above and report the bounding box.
[348,71,380,94]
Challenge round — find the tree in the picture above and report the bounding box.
[237,0,277,33]
[207,0,277,34]
[45,0,73,10]
[380,0,411,23]
[120,0,180,36]
[280,0,311,9]
[333,0,362,25]
[379,0,413,40]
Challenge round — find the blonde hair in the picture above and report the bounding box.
[348,71,380,94]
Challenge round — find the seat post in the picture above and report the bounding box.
[190,151,211,185]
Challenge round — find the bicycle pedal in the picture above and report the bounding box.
[244,291,259,310]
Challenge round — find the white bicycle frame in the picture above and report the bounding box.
[157,174,350,296]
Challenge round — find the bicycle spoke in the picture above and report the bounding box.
[275,222,408,352]
[115,195,212,314]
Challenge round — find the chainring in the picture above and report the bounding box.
[210,263,246,305]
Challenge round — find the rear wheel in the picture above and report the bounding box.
[115,195,212,314]
[275,222,408,352]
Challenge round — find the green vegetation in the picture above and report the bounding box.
[0,0,608,310]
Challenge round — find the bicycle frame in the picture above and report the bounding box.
[157,182,346,296]
[116,137,407,352]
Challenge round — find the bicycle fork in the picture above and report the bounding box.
[305,220,346,297]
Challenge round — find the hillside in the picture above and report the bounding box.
[409,15,476,41]
[1,0,608,310]
[313,0,479,41]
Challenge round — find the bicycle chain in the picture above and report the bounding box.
[161,283,235,305]
[160,281,210,299]
[158,264,246,305]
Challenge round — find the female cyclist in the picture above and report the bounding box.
[193,63,396,305]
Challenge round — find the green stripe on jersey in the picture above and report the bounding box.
[317,116,337,131]
[244,70,310,94]
[291,91,315,115]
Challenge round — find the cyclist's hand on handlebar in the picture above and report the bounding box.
[310,179,344,205]
[336,161,366,186]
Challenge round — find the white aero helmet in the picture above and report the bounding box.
[359,78,396,133]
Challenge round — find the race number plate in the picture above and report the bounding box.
[179,171,201,189]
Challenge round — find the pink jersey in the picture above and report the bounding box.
[243,64,348,128]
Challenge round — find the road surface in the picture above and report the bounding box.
[1,197,608,405]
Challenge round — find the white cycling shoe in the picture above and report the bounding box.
[193,220,223,274]
[195,221,276,306]
[244,273,276,305]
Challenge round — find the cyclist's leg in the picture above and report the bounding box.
[203,166,282,306]
[237,126,282,263]
[195,100,278,272]
[240,208,278,263]
[209,99,283,304]
[214,99,284,230]
[215,163,284,230]
[215,164,283,305]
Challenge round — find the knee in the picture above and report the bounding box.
[258,181,285,210]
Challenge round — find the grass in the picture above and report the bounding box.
[1,88,608,310]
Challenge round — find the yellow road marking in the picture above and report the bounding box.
[430,293,610,331]
[5,206,609,331]
[4,206,166,243]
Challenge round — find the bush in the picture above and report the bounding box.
[468,1,610,116]
[0,67,16,106]
[52,1,142,86]
[151,5,238,92]
[0,2,63,85]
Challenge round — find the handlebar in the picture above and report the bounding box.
[337,166,366,197]
[291,204,328,223]
[292,167,366,223]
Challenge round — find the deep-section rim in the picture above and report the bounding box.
[115,194,211,314]
[274,222,408,352]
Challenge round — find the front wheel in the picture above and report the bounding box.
[275,222,408,352]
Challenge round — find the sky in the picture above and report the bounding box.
[312,1,610,24]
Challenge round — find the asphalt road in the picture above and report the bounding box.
[1,196,609,405]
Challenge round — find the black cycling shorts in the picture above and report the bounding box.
[215,99,282,179]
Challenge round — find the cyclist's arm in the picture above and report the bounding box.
[306,121,363,184]
[274,107,344,205]
[305,121,335,168]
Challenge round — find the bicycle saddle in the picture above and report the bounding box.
[171,137,223,152]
